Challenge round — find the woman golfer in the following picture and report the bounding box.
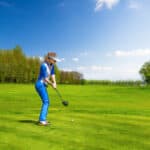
[35,52,58,126]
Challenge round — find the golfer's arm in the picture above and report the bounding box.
[51,74,56,84]
[44,78,52,85]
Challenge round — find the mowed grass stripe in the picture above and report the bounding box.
[1,84,150,150]
[0,123,99,150]
[0,113,100,148]
[1,114,149,149]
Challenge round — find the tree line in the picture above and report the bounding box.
[0,46,83,84]
[84,80,142,86]
[0,46,40,83]
[0,46,150,85]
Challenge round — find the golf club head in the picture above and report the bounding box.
[62,100,69,106]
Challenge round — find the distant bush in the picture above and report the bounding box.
[84,80,142,86]
[59,71,84,84]
[139,61,150,84]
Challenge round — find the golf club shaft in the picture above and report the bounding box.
[55,88,63,101]
[54,88,68,106]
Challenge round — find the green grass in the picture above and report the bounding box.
[0,84,150,150]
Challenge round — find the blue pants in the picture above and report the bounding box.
[35,81,50,121]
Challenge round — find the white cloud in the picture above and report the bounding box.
[72,57,79,62]
[61,68,73,72]
[77,66,87,71]
[95,0,120,11]
[101,48,150,80]
[59,58,65,62]
[113,49,150,57]
[77,65,112,79]
[128,0,141,10]
[59,48,150,80]
[111,65,141,80]
[60,63,143,80]
[77,65,112,72]
[76,65,113,79]
[76,64,142,80]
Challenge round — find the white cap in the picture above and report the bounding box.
[48,56,60,62]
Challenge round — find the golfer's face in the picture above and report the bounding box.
[49,58,56,64]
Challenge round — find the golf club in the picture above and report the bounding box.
[55,88,69,106]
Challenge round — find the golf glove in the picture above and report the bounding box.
[52,82,57,89]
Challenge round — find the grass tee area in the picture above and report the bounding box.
[0,84,150,150]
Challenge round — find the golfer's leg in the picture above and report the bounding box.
[40,98,50,121]
[35,82,50,121]
[39,87,50,121]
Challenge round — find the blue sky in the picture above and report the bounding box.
[0,0,150,80]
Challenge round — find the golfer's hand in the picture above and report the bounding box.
[52,82,57,89]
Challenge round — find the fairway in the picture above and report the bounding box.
[0,84,150,150]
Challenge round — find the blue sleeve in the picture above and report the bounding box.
[51,65,55,75]
[41,64,47,78]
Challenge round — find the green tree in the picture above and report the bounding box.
[54,64,60,83]
[0,46,41,83]
[139,61,150,84]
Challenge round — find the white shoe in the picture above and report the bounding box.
[39,121,50,126]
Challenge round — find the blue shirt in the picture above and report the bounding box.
[38,62,55,81]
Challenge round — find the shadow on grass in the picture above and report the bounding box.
[18,120,38,125]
